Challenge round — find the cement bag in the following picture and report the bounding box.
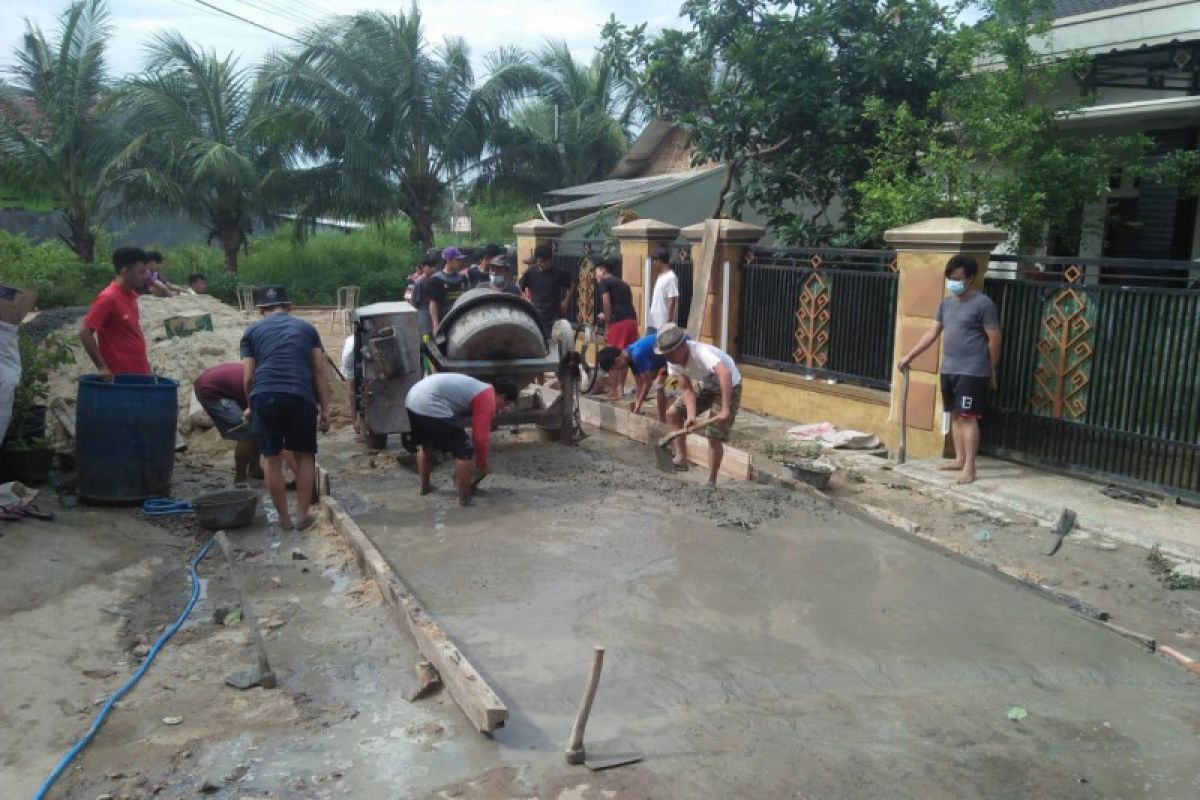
[188,389,214,428]
[0,321,20,442]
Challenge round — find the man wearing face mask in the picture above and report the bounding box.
[897,254,1001,485]
[486,255,523,296]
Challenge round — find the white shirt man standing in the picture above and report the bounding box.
[646,247,679,334]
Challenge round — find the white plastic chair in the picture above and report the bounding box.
[236,284,257,317]
[332,285,360,333]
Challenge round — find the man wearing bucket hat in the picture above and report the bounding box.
[240,285,328,531]
[656,323,742,487]
[429,245,471,334]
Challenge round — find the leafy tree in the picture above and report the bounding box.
[260,5,540,247]
[853,0,1149,249]
[0,0,124,262]
[603,0,957,243]
[114,33,277,271]
[480,42,640,195]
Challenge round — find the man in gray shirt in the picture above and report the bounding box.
[898,255,1001,484]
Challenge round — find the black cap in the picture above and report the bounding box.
[488,255,514,272]
[255,284,291,308]
[650,247,671,263]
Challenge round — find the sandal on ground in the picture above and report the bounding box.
[672,462,689,472]
[2,504,51,521]
[0,510,22,522]
[294,516,318,531]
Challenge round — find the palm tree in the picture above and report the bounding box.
[0,0,123,262]
[114,33,276,271]
[481,42,639,194]
[260,5,540,247]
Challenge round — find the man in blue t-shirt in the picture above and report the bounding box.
[240,284,329,530]
[596,331,676,421]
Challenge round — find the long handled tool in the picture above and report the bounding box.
[653,415,723,472]
[215,531,277,690]
[897,365,910,465]
[565,646,643,771]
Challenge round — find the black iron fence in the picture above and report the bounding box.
[738,247,899,389]
[552,241,622,325]
[982,254,1200,496]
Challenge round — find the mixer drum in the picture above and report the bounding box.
[437,288,548,362]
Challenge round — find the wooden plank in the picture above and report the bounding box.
[684,219,721,340]
[538,386,752,481]
[323,497,508,732]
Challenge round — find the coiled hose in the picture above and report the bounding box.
[33,535,215,799]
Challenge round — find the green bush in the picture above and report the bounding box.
[0,230,110,307]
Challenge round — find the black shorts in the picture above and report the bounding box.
[407,410,474,461]
[251,392,318,455]
[941,373,988,417]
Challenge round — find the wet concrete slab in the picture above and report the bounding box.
[342,433,1200,799]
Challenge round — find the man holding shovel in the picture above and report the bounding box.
[656,324,741,487]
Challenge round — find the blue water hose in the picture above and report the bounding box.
[139,497,194,517]
[33,536,215,800]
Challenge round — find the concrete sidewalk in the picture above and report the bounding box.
[892,456,1200,561]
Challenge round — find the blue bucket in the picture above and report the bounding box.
[76,374,179,503]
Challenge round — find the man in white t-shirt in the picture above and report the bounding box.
[655,324,742,487]
[646,247,679,334]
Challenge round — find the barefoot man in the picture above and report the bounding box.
[404,373,519,505]
[656,324,741,487]
[897,255,1001,484]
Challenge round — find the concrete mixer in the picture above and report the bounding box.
[348,290,582,450]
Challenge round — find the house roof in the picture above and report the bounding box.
[608,118,679,179]
[543,169,718,214]
[1054,0,1145,19]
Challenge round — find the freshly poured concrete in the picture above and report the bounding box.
[342,433,1200,799]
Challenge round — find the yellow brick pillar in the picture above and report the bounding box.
[611,219,680,334]
[883,217,1007,458]
[513,219,564,268]
[680,219,764,352]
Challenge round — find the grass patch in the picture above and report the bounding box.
[845,468,865,484]
[1147,546,1200,591]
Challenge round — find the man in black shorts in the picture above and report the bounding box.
[898,254,1001,484]
[404,373,519,505]
[241,285,329,529]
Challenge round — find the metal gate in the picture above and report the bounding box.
[982,255,1200,497]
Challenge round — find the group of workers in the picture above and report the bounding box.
[77,235,753,529]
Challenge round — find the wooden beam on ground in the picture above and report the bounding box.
[323,496,508,732]
[536,386,753,481]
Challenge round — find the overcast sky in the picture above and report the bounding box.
[0,0,686,78]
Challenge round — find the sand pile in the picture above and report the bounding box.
[47,293,250,436]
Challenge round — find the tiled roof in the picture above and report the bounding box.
[1054,0,1148,19]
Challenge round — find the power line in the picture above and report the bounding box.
[182,0,307,45]
[231,0,319,30]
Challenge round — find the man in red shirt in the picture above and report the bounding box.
[194,362,263,483]
[80,247,151,379]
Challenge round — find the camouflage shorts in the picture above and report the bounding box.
[670,383,742,441]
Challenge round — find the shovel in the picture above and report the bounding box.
[653,416,722,472]
[897,364,910,465]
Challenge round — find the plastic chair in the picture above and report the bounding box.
[236,284,257,316]
[332,285,360,334]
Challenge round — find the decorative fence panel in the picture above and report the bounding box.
[983,255,1200,496]
[738,247,899,390]
[553,240,619,326]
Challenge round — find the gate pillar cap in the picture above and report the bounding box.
[680,218,765,244]
[612,219,680,242]
[884,218,1007,252]
[513,219,565,237]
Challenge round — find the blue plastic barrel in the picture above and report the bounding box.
[76,375,179,502]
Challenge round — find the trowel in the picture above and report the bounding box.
[565,647,644,771]
[653,415,721,473]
